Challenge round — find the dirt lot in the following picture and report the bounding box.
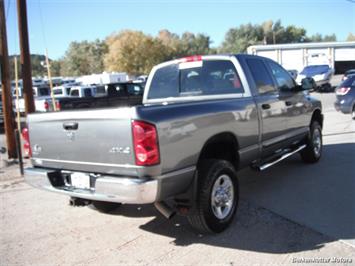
[1,91,354,265]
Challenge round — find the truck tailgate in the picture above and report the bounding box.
[28,108,137,175]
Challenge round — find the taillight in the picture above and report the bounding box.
[132,120,160,166]
[55,101,61,111]
[22,127,32,157]
[336,87,351,95]
[44,101,49,110]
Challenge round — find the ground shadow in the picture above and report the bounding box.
[97,142,355,254]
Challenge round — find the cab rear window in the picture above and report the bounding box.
[148,60,244,99]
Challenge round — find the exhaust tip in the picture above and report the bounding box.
[154,201,176,219]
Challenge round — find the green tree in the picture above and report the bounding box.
[180,32,212,56]
[61,39,107,76]
[219,20,337,53]
[219,23,263,53]
[9,54,60,80]
[157,30,214,59]
[306,33,336,42]
[346,33,355,41]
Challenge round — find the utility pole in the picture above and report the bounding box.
[0,0,17,158]
[17,0,35,114]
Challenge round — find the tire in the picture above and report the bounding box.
[92,200,121,213]
[300,121,322,163]
[352,105,355,120]
[187,160,239,234]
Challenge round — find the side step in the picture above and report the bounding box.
[253,144,306,171]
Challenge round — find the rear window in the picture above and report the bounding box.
[39,88,50,96]
[148,60,244,99]
[341,75,355,87]
[300,65,330,75]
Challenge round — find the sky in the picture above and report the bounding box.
[5,0,355,60]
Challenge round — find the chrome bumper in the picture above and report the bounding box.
[24,167,158,204]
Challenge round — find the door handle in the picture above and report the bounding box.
[285,101,292,106]
[261,104,271,110]
[63,122,79,130]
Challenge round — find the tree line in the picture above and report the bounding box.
[10,20,355,79]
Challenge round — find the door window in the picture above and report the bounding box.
[267,61,296,91]
[246,59,276,94]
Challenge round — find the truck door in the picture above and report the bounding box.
[245,58,288,157]
[266,60,311,139]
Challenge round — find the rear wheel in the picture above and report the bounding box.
[300,121,322,163]
[92,201,121,213]
[187,160,239,234]
[352,105,355,120]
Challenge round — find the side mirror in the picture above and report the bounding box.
[301,77,316,91]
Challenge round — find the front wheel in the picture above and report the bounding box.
[300,121,322,163]
[187,160,239,234]
[351,105,355,120]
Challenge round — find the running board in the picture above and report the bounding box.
[253,144,306,171]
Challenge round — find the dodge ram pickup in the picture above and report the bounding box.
[24,54,323,233]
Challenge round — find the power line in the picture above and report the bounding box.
[37,0,48,49]
[5,0,10,21]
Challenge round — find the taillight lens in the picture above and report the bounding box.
[55,101,61,111]
[132,120,160,166]
[22,127,32,157]
[336,87,351,95]
[44,101,49,110]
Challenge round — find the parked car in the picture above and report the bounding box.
[53,83,80,98]
[296,64,334,92]
[334,74,355,119]
[24,54,323,233]
[342,69,355,81]
[52,82,144,111]
[69,86,97,98]
[14,85,52,114]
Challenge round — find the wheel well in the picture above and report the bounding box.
[311,109,323,128]
[198,133,239,170]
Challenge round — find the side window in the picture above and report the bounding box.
[148,65,179,99]
[71,90,79,97]
[84,88,93,97]
[180,60,244,96]
[127,84,143,96]
[267,61,296,91]
[246,59,276,94]
[106,84,126,97]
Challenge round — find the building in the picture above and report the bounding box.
[247,41,355,74]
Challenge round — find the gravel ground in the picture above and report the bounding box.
[1,83,354,265]
[0,179,354,266]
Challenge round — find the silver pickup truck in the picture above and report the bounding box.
[24,54,323,233]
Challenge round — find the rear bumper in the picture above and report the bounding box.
[25,167,158,204]
[334,99,352,114]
